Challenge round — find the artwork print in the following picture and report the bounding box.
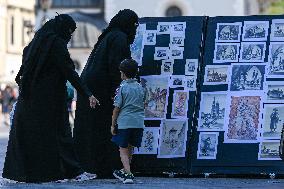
[170,33,185,46]
[170,75,185,88]
[204,65,229,85]
[216,22,242,42]
[158,119,188,158]
[198,92,227,131]
[144,30,156,45]
[267,42,284,78]
[239,42,266,62]
[197,132,219,159]
[242,21,269,41]
[225,95,261,143]
[265,82,284,103]
[154,47,169,60]
[185,59,198,76]
[130,24,146,66]
[229,64,266,92]
[157,22,171,34]
[140,76,169,120]
[171,22,186,33]
[184,76,196,91]
[161,59,174,75]
[262,104,284,139]
[136,127,160,154]
[171,90,189,119]
[213,43,240,63]
[258,140,281,160]
[270,19,284,41]
[170,47,184,59]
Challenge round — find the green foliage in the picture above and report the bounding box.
[268,0,284,14]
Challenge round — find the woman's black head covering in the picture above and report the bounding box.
[17,14,76,99]
[92,9,138,53]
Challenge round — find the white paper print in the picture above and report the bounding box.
[161,59,174,76]
[157,22,171,34]
[136,127,160,154]
[154,47,169,60]
[171,90,189,119]
[204,65,229,85]
[185,59,198,76]
[264,81,284,103]
[170,33,185,47]
[197,132,219,160]
[262,104,284,140]
[140,76,169,120]
[158,119,188,158]
[143,30,157,45]
[267,42,284,78]
[169,46,184,60]
[184,76,196,91]
[216,22,242,42]
[239,42,266,62]
[130,23,146,66]
[171,22,186,33]
[229,63,266,92]
[198,92,227,131]
[213,43,240,63]
[170,75,185,88]
[258,140,282,160]
[224,95,262,143]
[270,19,284,41]
[242,21,269,41]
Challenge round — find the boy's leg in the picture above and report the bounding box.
[119,147,131,173]
[128,145,134,165]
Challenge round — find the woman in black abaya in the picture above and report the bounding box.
[3,14,98,183]
[73,9,139,178]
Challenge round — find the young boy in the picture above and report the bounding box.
[111,59,145,184]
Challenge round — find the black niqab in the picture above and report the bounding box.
[17,14,76,99]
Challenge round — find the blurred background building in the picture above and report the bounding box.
[0,0,283,85]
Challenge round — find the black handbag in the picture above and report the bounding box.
[280,123,284,160]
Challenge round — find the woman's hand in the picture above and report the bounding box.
[89,95,100,108]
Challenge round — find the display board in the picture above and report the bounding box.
[132,16,205,174]
[192,15,284,175]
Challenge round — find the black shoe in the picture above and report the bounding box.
[113,169,125,182]
[122,172,134,184]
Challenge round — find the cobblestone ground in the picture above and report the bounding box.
[0,120,284,189]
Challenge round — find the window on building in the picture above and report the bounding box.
[51,0,103,8]
[165,6,183,17]
[10,16,14,45]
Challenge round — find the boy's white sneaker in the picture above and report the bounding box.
[73,172,97,182]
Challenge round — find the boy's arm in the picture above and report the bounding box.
[111,107,120,135]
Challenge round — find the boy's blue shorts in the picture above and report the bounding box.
[111,128,144,148]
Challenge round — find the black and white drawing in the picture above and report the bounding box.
[161,59,174,75]
[184,76,196,91]
[258,140,281,160]
[265,82,284,103]
[197,132,219,160]
[171,22,186,33]
[213,43,240,63]
[239,42,266,62]
[242,21,269,41]
[198,92,227,131]
[216,22,242,42]
[229,63,266,92]
[170,34,185,47]
[170,47,184,60]
[157,22,171,34]
[270,19,284,41]
[267,42,284,78]
[185,59,198,76]
[143,30,156,45]
[204,65,229,85]
[170,75,185,88]
[158,119,188,158]
[136,127,160,155]
[262,104,284,140]
[154,47,169,60]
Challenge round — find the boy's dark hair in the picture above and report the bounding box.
[119,59,138,78]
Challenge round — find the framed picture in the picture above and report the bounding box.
[213,43,240,63]
[184,75,196,91]
[239,42,266,62]
[171,90,189,119]
[140,76,169,120]
[143,30,157,45]
[170,75,185,88]
[270,19,284,41]
[161,59,174,76]
[258,140,282,160]
[158,119,188,158]
[170,33,185,47]
[171,22,186,33]
[197,132,219,160]
[136,127,160,154]
[215,22,242,42]
[169,46,184,60]
[242,21,269,41]
[154,47,169,60]
[264,81,284,103]
[157,22,171,34]
[267,42,284,78]
[185,59,198,76]
[204,65,229,85]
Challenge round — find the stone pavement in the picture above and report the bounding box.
[0,122,284,188]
